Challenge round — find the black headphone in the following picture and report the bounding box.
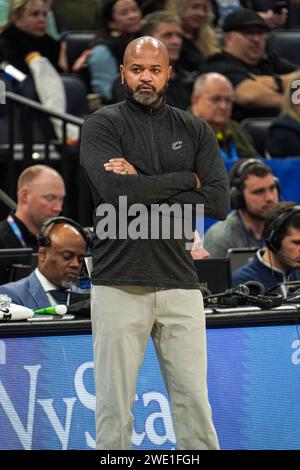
[203,280,283,309]
[38,216,92,250]
[230,159,280,210]
[264,205,300,253]
[243,281,282,308]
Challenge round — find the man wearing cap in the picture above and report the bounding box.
[205,8,299,121]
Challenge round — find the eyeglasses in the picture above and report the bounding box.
[237,29,267,38]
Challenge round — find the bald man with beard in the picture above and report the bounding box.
[80,36,229,450]
[0,219,87,309]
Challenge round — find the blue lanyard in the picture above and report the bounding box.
[220,141,239,161]
[7,215,26,247]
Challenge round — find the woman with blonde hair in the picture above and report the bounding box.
[266,72,300,157]
[165,0,220,72]
[0,0,80,142]
[0,0,66,73]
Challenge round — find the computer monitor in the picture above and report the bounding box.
[0,248,33,265]
[0,248,33,283]
[193,258,232,294]
[227,247,257,272]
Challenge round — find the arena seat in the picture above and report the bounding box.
[267,29,300,66]
[240,117,274,157]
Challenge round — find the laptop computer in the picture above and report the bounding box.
[227,247,257,272]
[193,258,232,294]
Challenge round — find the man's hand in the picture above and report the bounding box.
[104,157,138,175]
[192,172,202,189]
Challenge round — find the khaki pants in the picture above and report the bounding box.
[91,285,219,450]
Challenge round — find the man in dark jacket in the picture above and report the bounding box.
[80,36,229,450]
[205,9,299,121]
[0,164,65,250]
[113,10,196,110]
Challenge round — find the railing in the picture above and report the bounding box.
[5,90,84,163]
[0,188,16,211]
[2,90,90,224]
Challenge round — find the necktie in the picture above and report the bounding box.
[49,289,69,305]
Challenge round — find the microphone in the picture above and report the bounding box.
[226,284,274,308]
[203,282,282,309]
[0,304,34,321]
[224,285,250,296]
[34,305,67,316]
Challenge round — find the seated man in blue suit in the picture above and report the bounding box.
[0,216,89,310]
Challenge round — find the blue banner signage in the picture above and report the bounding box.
[0,324,300,449]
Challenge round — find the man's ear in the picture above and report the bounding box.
[18,187,28,204]
[120,64,124,84]
[38,246,47,263]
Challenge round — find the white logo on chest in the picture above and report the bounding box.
[172,141,183,150]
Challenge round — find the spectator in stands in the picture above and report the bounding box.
[165,0,219,72]
[233,201,300,289]
[0,217,89,309]
[191,72,259,159]
[266,73,300,157]
[0,0,59,37]
[204,8,299,121]
[240,0,288,30]
[204,158,280,257]
[0,165,65,250]
[0,0,67,74]
[114,9,195,109]
[88,0,143,103]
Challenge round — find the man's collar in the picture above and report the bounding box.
[35,268,60,292]
[257,249,290,275]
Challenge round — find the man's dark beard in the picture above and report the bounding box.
[245,206,270,222]
[122,79,168,106]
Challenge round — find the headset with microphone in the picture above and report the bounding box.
[230,158,281,210]
[38,216,92,251]
[264,205,300,253]
[38,216,93,289]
